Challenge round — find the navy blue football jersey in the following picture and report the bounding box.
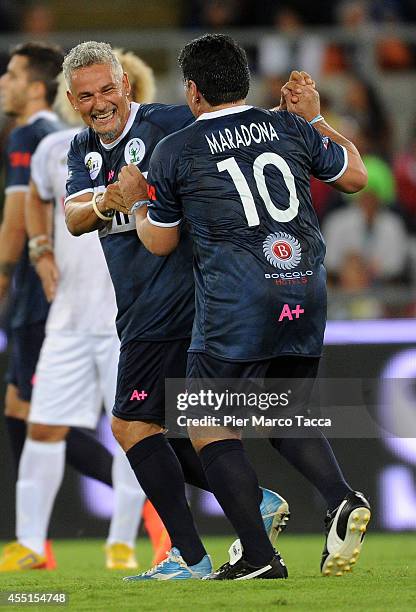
[5,111,60,328]
[147,106,348,361]
[65,102,194,345]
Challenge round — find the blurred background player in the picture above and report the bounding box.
[0,50,169,572]
[0,42,121,500]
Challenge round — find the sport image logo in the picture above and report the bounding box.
[124,138,146,165]
[84,151,102,180]
[263,232,301,270]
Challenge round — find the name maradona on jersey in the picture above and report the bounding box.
[205,121,279,154]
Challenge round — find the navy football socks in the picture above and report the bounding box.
[5,415,26,474]
[168,437,211,491]
[66,428,113,487]
[199,439,275,567]
[269,433,352,511]
[127,433,207,566]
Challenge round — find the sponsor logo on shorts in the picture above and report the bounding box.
[263,232,301,270]
[125,138,146,165]
[130,390,148,401]
[278,304,305,322]
[84,151,103,180]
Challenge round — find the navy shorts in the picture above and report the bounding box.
[112,338,190,425]
[186,352,319,380]
[186,352,320,422]
[5,322,46,402]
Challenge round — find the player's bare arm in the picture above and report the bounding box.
[65,183,130,236]
[282,74,367,193]
[0,191,27,300]
[118,163,180,256]
[25,179,58,302]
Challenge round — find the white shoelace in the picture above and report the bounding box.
[142,551,186,576]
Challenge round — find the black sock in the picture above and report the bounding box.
[199,439,274,566]
[269,433,352,511]
[127,433,206,566]
[168,437,263,506]
[168,437,211,491]
[5,416,26,474]
[66,428,113,487]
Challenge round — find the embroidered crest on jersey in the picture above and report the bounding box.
[124,138,145,165]
[84,152,102,180]
[263,232,301,270]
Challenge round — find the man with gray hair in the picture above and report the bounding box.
[63,41,289,580]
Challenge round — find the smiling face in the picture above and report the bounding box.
[67,63,130,143]
[0,54,32,117]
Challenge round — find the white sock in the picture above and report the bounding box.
[107,449,146,548]
[16,438,66,556]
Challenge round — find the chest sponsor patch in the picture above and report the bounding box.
[84,152,103,180]
[124,138,146,165]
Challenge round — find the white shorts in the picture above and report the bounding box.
[29,332,120,429]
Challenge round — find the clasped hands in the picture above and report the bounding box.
[279,70,321,123]
[100,165,148,216]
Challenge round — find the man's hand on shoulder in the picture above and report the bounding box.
[118,164,148,211]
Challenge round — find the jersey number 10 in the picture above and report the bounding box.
[217,152,299,227]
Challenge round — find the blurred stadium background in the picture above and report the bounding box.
[0,0,416,541]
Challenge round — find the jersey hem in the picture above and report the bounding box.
[323,146,348,183]
[120,333,191,348]
[147,211,182,227]
[5,185,29,194]
[64,188,94,205]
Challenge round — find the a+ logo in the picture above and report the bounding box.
[278,304,305,322]
[130,390,148,401]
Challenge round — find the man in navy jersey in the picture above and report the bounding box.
[0,43,63,454]
[64,41,289,581]
[127,34,371,579]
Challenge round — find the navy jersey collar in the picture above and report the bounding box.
[196,105,253,121]
[99,102,141,150]
[27,110,59,125]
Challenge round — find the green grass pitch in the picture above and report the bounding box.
[0,534,415,611]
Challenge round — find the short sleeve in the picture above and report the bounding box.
[297,117,348,182]
[65,137,94,204]
[4,129,32,194]
[31,137,53,201]
[146,139,183,227]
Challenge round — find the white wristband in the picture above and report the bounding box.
[309,114,324,126]
[92,192,114,222]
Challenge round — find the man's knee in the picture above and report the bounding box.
[4,385,30,420]
[189,427,241,454]
[111,416,163,452]
[28,422,69,442]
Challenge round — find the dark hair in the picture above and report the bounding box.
[178,34,250,106]
[11,42,64,106]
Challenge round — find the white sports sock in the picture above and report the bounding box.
[107,449,146,548]
[16,438,66,556]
